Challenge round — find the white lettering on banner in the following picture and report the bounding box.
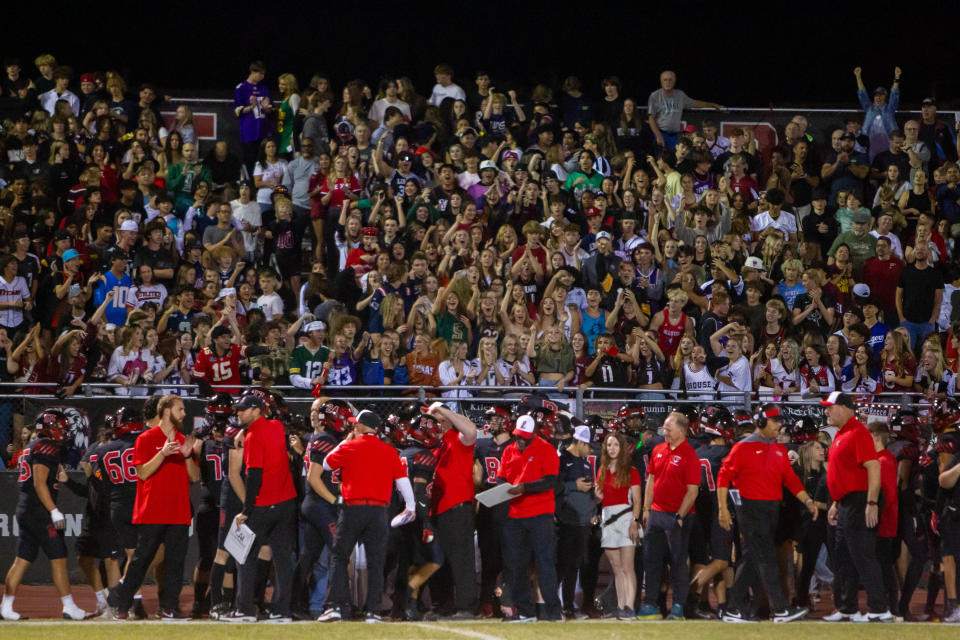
[0,513,84,536]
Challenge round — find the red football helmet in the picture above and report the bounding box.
[933,397,960,434]
[526,408,558,440]
[483,406,512,436]
[321,400,354,434]
[790,417,819,444]
[700,405,734,441]
[615,404,645,438]
[399,403,441,448]
[113,407,145,438]
[891,409,921,443]
[35,410,68,442]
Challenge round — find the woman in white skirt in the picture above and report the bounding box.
[594,432,642,620]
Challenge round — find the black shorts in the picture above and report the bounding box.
[110,499,137,550]
[710,517,734,563]
[16,509,68,563]
[195,501,219,567]
[275,253,300,281]
[940,510,960,558]
[76,511,121,560]
[217,502,242,551]
[687,511,710,566]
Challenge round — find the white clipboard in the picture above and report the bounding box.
[224,521,256,564]
[476,483,517,508]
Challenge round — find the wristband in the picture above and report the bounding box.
[867,500,878,506]
[805,498,813,505]
[50,508,65,523]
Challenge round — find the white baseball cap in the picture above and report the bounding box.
[513,415,536,439]
[743,256,764,271]
[573,425,591,443]
[305,320,326,333]
[120,220,139,233]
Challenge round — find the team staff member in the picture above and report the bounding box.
[108,395,199,620]
[318,410,415,623]
[222,392,298,623]
[716,404,816,623]
[427,402,478,619]
[822,391,893,622]
[636,411,699,621]
[496,414,563,622]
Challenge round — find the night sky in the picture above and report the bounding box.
[6,2,959,108]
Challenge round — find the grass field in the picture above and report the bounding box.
[2,620,960,639]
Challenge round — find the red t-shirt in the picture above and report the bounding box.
[193,343,247,393]
[861,256,903,311]
[496,436,560,519]
[243,417,296,507]
[132,426,191,525]
[877,449,898,538]
[827,416,878,501]
[325,433,405,503]
[647,440,700,513]
[510,243,547,275]
[320,175,361,209]
[431,428,475,515]
[598,466,641,507]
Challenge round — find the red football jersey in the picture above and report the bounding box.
[193,343,246,392]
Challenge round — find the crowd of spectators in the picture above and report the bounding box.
[1,55,960,458]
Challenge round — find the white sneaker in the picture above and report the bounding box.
[62,604,87,620]
[866,610,894,623]
[220,611,257,623]
[317,608,342,623]
[0,607,21,621]
[823,610,853,622]
[943,607,960,623]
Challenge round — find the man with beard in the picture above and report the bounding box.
[108,395,198,619]
[822,132,869,205]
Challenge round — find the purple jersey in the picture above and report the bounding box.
[234,80,270,142]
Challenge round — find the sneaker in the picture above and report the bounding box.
[773,606,808,623]
[404,598,424,622]
[721,608,756,623]
[1,607,21,621]
[617,606,635,620]
[823,610,854,622]
[695,603,715,620]
[667,603,684,620]
[209,603,231,620]
[636,603,661,620]
[62,604,88,621]
[364,612,382,623]
[264,612,292,623]
[443,610,476,621]
[851,610,893,623]
[220,611,257,623]
[943,607,960,623]
[317,608,342,623]
[502,613,537,622]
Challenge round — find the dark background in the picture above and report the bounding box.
[4,2,960,107]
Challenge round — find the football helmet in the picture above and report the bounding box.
[891,408,921,443]
[933,397,960,434]
[321,399,355,434]
[790,416,819,444]
[113,407,145,438]
[483,406,511,436]
[615,404,646,439]
[35,409,68,442]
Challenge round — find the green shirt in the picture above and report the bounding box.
[534,342,575,375]
[288,344,331,385]
[436,310,468,344]
[564,171,604,201]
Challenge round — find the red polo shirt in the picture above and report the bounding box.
[827,415,878,501]
[647,439,700,513]
[325,433,405,503]
[497,436,559,519]
[431,428,475,515]
[717,434,805,501]
[243,417,296,507]
[132,426,191,525]
[877,449,898,538]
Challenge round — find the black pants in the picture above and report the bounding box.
[476,504,507,607]
[730,499,788,613]
[292,498,337,611]
[113,523,189,611]
[435,502,477,612]
[328,504,388,614]
[236,499,296,616]
[795,520,826,606]
[556,522,590,610]
[836,491,887,613]
[898,501,928,616]
[241,140,261,177]
[877,536,900,613]
[643,510,691,607]
[502,514,561,618]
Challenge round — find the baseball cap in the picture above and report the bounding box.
[235,393,264,411]
[80,73,96,84]
[839,132,856,141]
[363,226,379,237]
[348,409,382,430]
[852,283,871,299]
[852,210,872,224]
[62,248,80,262]
[811,187,828,201]
[502,150,519,162]
[55,229,71,241]
[585,207,600,218]
[922,97,936,106]
[305,320,326,333]
[459,127,478,138]
[120,220,139,233]
[13,229,28,240]
[820,391,856,410]
[683,124,697,133]
[573,425,591,444]
[743,256,764,271]
[215,287,236,301]
[873,86,888,97]
[210,325,231,340]
[595,231,612,241]
[513,414,536,438]
[479,160,497,173]
[397,151,414,163]
[68,284,83,298]
[107,247,128,262]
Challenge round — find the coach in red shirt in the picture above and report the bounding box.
[108,394,198,619]
[716,404,816,623]
[496,413,561,621]
[222,391,298,622]
[426,402,478,619]
[318,410,414,623]
[636,411,699,620]
[822,391,891,621]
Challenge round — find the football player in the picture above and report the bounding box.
[474,406,513,617]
